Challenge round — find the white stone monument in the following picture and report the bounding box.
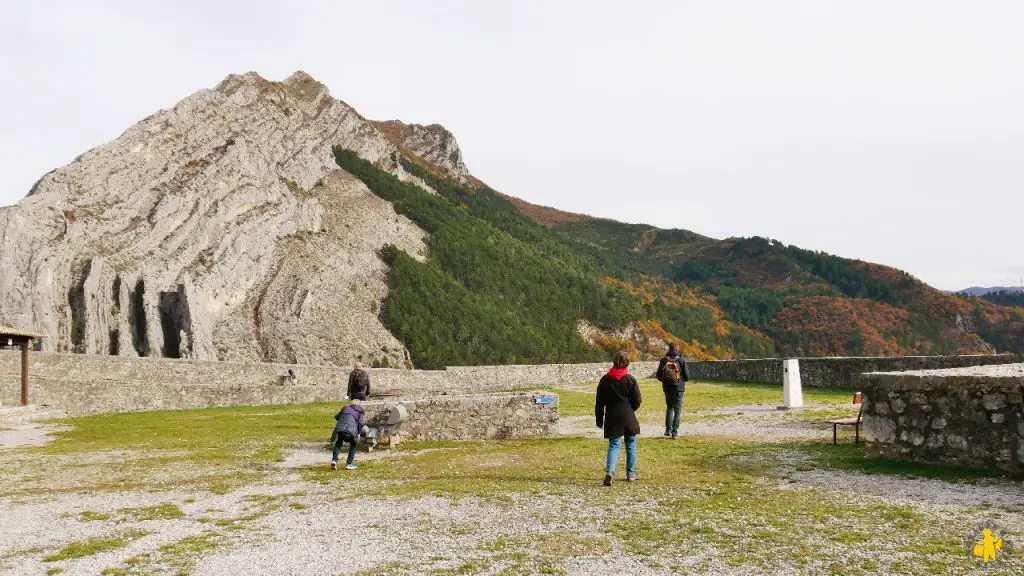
[781,358,804,409]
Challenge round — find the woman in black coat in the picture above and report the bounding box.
[595,351,642,486]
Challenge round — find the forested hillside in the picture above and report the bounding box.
[554,221,1024,358]
[337,143,1024,367]
[333,147,776,368]
[334,146,1024,367]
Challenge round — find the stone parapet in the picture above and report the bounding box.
[0,351,652,415]
[860,365,1024,473]
[689,354,1022,388]
[362,391,559,442]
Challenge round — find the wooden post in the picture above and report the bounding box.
[21,340,29,406]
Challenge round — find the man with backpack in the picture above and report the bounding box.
[347,361,371,400]
[656,343,689,439]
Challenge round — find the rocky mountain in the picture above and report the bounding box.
[3,70,1023,367]
[0,72,432,367]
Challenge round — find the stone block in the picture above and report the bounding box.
[982,393,1008,411]
[863,415,896,443]
[945,434,968,450]
[910,431,925,446]
[930,417,946,430]
[909,392,928,406]
[890,397,907,414]
[991,413,1005,424]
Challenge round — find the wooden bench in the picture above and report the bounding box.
[826,392,863,445]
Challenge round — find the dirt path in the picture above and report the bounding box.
[0,423,71,449]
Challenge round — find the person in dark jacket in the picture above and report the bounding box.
[656,343,690,439]
[595,351,642,486]
[347,362,371,400]
[331,395,367,470]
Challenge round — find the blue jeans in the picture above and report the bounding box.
[606,435,637,477]
[332,431,358,465]
[664,385,685,435]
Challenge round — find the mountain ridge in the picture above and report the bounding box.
[2,70,1023,367]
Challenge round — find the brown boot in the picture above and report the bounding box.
[603,474,612,487]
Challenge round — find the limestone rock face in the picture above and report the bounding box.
[0,71,434,367]
[370,120,474,184]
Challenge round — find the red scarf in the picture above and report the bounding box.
[608,367,629,380]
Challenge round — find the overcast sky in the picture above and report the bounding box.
[2,1,1022,290]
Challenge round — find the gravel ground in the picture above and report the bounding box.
[0,423,71,449]
[3,405,1022,575]
[786,468,1024,518]
[559,405,835,443]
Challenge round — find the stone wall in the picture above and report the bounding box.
[861,364,1024,473]
[688,359,782,384]
[363,391,559,441]
[3,348,1021,416]
[0,351,657,415]
[689,354,1023,388]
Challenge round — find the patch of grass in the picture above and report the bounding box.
[78,510,112,522]
[790,407,860,422]
[159,531,222,557]
[99,531,225,575]
[556,380,851,417]
[117,503,184,521]
[432,559,492,574]
[480,530,611,574]
[353,561,414,576]
[43,530,149,562]
[798,443,1016,482]
[46,568,63,575]
[4,404,339,496]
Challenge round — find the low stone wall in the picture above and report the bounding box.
[861,364,1024,473]
[688,359,782,384]
[363,391,559,441]
[689,354,1023,388]
[3,348,1021,416]
[0,351,656,415]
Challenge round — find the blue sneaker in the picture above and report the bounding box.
[345,464,357,470]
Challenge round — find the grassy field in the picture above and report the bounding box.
[554,379,855,418]
[1,380,1021,575]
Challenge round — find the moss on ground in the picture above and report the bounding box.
[117,503,184,522]
[42,530,149,562]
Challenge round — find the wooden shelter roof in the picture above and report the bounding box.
[0,326,43,340]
